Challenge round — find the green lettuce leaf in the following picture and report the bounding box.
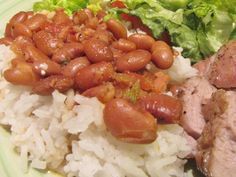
[159,0,191,10]
[185,2,235,57]
[120,0,236,61]
[123,0,202,60]
[230,27,236,40]
[87,0,111,13]
[33,0,88,15]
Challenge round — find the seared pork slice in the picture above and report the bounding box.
[193,55,215,76]
[196,90,236,177]
[180,76,216,138]
[208,40,236,88]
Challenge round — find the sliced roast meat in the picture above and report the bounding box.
[180,76,216,138]
[183,131,197,158]
[193,55,215,76]
[196,90,236,177]
[208,40,236,88]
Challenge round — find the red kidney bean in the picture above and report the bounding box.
[111,47,124,60]
[62,57,91,77]
[128,34,155,50]
[151,41,171,53]
[82,82,115,103]
[33,30,64,56]
[106,19,127,39]
[75,62,114,90]
[53,9,72,25]
[96,22,107,31]
[10,36,34,55]
[73,10,89,25]
[24,14,47,31]
[137,94,182,123]
[5,12,28,38]
[104,98,157,144]
[66,33,77,43]
[12,23,32,38]
[76,27,95,42]
[57,26,72,41]
[32,75,74,95]
[9,11,27,25]
[151,41,174,69]
[10,57,26,66]
[0,37,13,46]
[93,29,114,44]
[26,11,34,19]
[151,48,174,69]
[84,8,94,19]
[85,17,99,30]
[24,45,50,62]
[4,60,39,86]
[112,39,136,52]
[116,49,151,72]
[52,42,84,64]
[5,23,13,38]
[83,38,113,63]
[32,59,61,76]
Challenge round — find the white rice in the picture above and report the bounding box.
[0,45,193,177]
[167,47,198,83]
[145,46,198,83]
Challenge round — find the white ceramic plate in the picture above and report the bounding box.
[0,0,38,35]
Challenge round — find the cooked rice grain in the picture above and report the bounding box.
[0,45,193,177]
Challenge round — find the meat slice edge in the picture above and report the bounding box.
[180,76,216,138]
[196,90,236,177]
[208,40,236,88]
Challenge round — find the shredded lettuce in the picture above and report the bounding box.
[87,0,110,13]
[185,1,235,58]
[119,0,236,61]
[159,0,191,10]
[33,0,89,15]
[33,0,109,15]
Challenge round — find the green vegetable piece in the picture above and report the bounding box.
[123,81,141,103]
[87,0,110,14]
[159,0,191,10]
[33,0,89,15]
[230,28,236,40]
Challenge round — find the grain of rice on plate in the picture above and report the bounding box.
[0,44,196,177]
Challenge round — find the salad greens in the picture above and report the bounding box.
[117,0,236,61]
[33,0,236,61]
[33,0,89,15]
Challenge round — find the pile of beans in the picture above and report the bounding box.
[0,9,182,144]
